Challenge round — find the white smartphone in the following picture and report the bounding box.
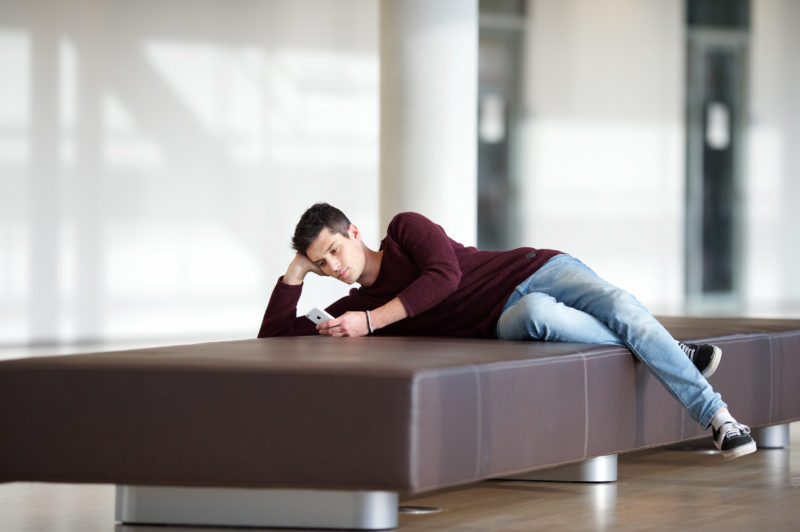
[305,307,334,325]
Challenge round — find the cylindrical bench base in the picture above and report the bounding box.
[752,423,791,449]
[115,485,398,530]
[496,455,618,483]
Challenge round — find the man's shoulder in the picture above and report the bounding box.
[387,211,439,233]
[390,211,429,224]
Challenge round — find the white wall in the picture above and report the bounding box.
[3,0,800,346]
[0,0,379,344]
[521,0,800,317]
[521,0,686,314]
[746,0,800,315]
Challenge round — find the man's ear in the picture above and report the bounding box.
[348,224,360,241]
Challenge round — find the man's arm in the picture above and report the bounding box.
[317,296,408,337]
[389,212,462,317]
[282,252,325,285]
[256,253,327,337]
[318,213,461,338]
[371,297,409,330]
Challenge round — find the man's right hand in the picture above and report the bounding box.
[282,253,325,285]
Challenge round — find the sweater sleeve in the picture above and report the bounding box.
[389,212,462,317]
[256,277,367,338]
[256,277,318,337]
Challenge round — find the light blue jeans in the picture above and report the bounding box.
[496,254,725,428]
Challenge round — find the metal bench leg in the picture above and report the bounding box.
[496,454,618,483]
[752,423,791,449]
[115,485,398,530]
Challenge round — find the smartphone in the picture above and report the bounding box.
[305,307,334,325]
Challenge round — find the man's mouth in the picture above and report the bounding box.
[338,268,348,280]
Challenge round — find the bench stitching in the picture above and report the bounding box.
[473,365,482,479]
[582,353,589,460]
[769,335,775,424]
[409,375,420,489]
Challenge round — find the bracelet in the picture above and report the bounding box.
[365,310,374,335]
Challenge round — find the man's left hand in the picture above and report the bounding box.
[317,311,368,337]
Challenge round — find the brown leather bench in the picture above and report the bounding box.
[1,317,798,529]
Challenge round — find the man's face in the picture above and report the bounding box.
[305,225,364,285]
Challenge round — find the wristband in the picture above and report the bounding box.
[365,310,374,335]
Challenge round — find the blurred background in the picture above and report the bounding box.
[1,0,799,350]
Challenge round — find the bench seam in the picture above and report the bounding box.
[582,353,589,460]
[769,335,774,424]
[474,365,483,479]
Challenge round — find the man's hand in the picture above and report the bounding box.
[318,298,408,337]
[317,311,369,337]
[283,253,325,285]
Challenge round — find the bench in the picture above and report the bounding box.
[1,317,798,529]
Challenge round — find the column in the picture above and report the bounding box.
[379,0,478,245]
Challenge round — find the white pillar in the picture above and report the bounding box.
[379,0,478,246]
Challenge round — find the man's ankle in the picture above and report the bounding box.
[711,408,736,431]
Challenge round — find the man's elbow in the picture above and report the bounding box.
[443,270,462,293]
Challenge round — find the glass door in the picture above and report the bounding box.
[685,15,749,312]
[477,0,526,251]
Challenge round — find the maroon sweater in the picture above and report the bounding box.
[257,212,562,338]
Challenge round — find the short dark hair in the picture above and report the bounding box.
[291,203,352,254]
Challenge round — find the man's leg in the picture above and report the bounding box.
[497,291,721,377]
[497,292,624,345]
[520,254,724,428]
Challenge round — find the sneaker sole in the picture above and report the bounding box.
[722,440,757,460]
[701,345,722,379]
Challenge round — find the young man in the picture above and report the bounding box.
[258,203,756,460]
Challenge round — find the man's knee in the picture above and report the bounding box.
[497,293,555,340]
[603,288,646,317]
[517,292,557,317]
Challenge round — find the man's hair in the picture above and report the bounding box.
[291,203,352,254]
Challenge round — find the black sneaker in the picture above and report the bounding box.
[680,342,721,378]
[712,422,757,460]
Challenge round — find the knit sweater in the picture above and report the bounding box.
[257,212,562,338]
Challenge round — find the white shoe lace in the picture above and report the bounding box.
[719,422,751,440]
[679,342,696,358]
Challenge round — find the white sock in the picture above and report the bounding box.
[711,409,736,431]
